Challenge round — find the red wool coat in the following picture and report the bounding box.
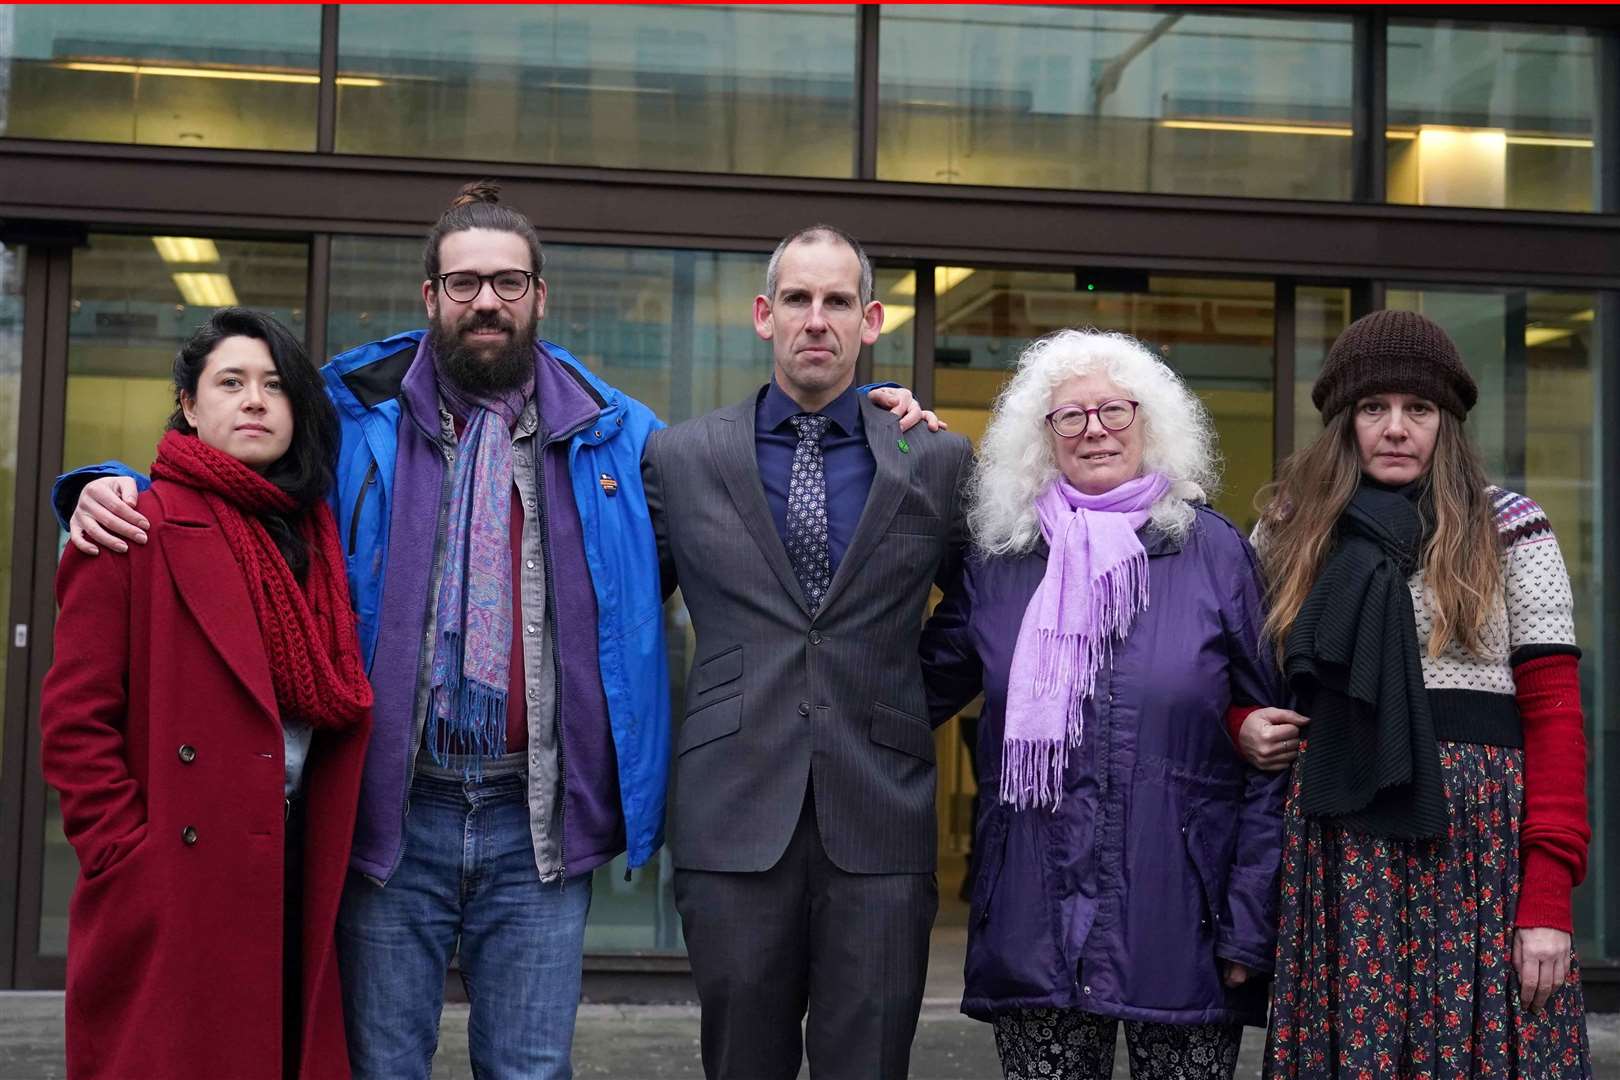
[40,479,370,1080]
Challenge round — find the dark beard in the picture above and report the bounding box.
[429,315,537,396]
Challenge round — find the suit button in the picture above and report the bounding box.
[180,826,198,846]
[798,701,810,717]
[177,744,196,764]
[809,630,823,646]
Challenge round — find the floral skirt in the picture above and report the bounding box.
[1264,742,1591,1079]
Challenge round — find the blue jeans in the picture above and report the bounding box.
[337,769,592,1080]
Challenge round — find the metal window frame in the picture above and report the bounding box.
[7,241,72,990]
[0,240,55,989]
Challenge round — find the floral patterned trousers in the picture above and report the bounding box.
[992,1008,1243,1080]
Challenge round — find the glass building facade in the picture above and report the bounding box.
[2,5,1618,1003]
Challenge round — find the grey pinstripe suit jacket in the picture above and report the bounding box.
[643,389,972,875]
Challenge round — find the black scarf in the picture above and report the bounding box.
[1283,481,1449,840]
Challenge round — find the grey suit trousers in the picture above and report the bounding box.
[674,785,938,1080]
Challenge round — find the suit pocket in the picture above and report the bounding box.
[889,513,941,537]
[677,694,742,755]
[869,703,935,762]
[693,644,742,695]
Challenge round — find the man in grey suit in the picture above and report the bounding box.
[642,225,973,1079]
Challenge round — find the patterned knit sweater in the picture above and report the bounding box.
[1413,487,1576,701]
[1239,488,1590,930]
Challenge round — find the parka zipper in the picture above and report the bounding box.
[347,461,379,557]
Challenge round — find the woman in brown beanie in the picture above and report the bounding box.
[1252,309,1592,1077]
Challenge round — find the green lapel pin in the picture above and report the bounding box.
[896,437,910,454]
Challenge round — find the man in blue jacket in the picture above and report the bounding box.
[58,182,669,1079]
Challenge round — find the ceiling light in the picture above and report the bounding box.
[882,305,916,334]
[152,236,221,264]
[1525,326,1574,347]
[58,61,381,88]
[1160,119,1353,138]
[885,268,974,301]
[936,267,974,295]
[172,272,239,308]
[1161,119,1591,150]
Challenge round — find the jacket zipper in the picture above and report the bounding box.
[347,460,379,557]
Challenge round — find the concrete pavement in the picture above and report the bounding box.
[2,992,1617,1079]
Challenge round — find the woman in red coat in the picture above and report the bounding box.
[41,308,373,1080]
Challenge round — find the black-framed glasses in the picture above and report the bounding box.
[436,269,536,303]
[1045,399,1140,438]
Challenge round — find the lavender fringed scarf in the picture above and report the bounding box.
[1001,472,1169,810]
[426,367,533,776]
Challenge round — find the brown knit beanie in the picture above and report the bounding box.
[1312,309,1477,420]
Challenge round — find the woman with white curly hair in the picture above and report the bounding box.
[921,328,1300,1079]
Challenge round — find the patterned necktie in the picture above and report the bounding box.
[786,413,832,613]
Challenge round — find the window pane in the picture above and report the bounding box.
[335,5,856,176]
[39,233,310,955]
[1292,286,1352,452]
[63,235,311,473]
[0,5,320,150]
[933,269,1274,529]
[873,267,917,389]
[542,246,769,425]
[0,244,21,784]
[1385,287,1607,957]
[1387,22,1597,212]
[879,6,1353,199]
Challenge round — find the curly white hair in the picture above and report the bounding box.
[968,328,1220,555]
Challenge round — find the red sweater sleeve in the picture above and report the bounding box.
[1225,704,1259,751]
[1513,653,1590,932]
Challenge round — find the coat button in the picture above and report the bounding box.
[809,630,823,646]
[180,826,198,846]
[798,701,810,717]
[177,744,196,764]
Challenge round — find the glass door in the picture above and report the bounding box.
[0,241,30,986]
[7,232,308,985]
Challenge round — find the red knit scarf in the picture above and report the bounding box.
[151,429,372,731]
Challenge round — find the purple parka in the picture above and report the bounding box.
[920,506,1286,1027]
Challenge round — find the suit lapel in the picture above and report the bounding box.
[157,491,279,724]
[818,395,909,615]
[709,398,811,615]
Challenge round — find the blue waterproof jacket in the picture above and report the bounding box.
[326,329,669,871]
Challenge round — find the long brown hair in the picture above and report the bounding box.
[1257,408,1502,659]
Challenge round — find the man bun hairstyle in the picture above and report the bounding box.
[423,179,545,284]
